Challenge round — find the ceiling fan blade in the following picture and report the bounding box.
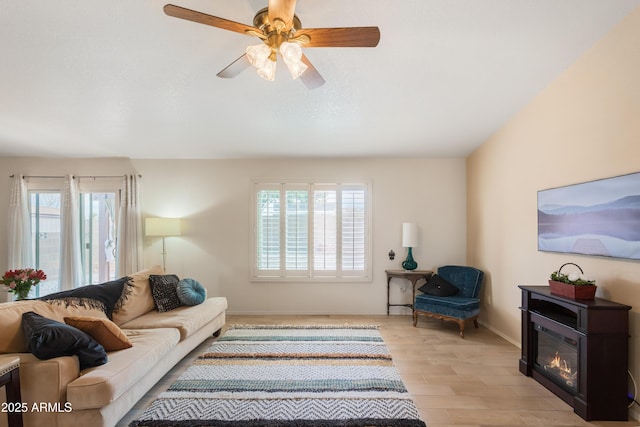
[164,4,256,35]
[296,27,380,48]
[299,54,325,90]
[217,54,251,78]
[268,0,297,31]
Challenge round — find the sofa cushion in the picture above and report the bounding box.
[0,300,108,353]
[415,300,480,320]
[22,312,108,370]
[120,297,227,340]
[415,294,480,312]
[66,328,180,410]
[418,274,459,297]
[38,277,129,319]
[177,278,207,306]
[149,274,182,312]
[64,316,133,351]
[112,265,164,326]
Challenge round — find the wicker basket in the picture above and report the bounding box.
[548,263,597,300]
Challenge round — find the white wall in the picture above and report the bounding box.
[0,157,467,314]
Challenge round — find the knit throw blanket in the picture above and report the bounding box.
[129,325,426,427]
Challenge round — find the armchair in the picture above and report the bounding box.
[413,265,484,338]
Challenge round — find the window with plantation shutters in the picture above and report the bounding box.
[256,189,280,271]
[253,182,371,281]
[341,188,366,272]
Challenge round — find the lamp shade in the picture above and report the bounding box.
[280,42,307,79]
[145,218,182,237]
[402,223,418,248]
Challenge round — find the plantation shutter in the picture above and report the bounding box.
[284,187,309,274]
[313,186,337,274]
[256,187,281,273]
[253,182,370,281]
[341,186,366,273]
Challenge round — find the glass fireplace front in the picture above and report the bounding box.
[534,323,578,393]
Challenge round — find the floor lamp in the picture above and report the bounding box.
[145,217,182,271]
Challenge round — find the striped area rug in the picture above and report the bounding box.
[129,325,426,427]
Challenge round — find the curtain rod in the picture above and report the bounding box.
[9,174,142,179]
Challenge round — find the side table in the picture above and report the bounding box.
[0,356,23,427]
[385,269,433,315]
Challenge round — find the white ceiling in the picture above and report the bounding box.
[1,1,639,159]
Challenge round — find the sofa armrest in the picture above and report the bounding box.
[18,353,80,404]
[0,353,80,427]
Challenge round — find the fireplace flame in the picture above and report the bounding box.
[545,352,577,387]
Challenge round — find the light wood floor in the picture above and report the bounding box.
[117,315,640,427]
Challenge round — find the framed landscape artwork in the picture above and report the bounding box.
[538,172,640,260]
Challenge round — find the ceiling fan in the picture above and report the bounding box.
[163,0,380,89]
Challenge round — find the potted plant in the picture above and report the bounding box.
[549,262,596,299]
[1,268,47,300]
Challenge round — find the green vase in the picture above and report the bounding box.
[402,247,418,270]
[14,287,31,301]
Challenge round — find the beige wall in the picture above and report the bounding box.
[0,157,467,314]
[467,5,640,416]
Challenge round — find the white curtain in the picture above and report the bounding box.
[59,175,82,290]
[7,175,33,268]
[116,174,142,276]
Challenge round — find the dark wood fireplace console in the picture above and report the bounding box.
[519,285,631,421]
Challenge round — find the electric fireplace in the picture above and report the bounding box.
[519,286,631,421]
[535,324,578,393]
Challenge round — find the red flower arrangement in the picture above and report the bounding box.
[2,268,47,300]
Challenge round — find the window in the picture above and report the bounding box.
[29,189,117,297]
[30,192,61,296]
[80,192,117,285]
[253,182,370,281]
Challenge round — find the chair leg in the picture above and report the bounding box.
[414,309,477,339]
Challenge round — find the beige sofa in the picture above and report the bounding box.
[0,266,228,427]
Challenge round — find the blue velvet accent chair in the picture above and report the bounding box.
[413,265,484,338]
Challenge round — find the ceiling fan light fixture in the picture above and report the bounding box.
[246,43,271,69]
[164,3,380,89]
[280,41,307,79]
[279,41,302,62]
[283,56,307,79]
[256,58,276,81]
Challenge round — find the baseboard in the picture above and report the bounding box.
[227,310,398,316]
[477,319,521,348]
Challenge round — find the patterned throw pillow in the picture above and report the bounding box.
[149,274,182,312]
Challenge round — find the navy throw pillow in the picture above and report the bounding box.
[418,274,459,297]
[22,311,108,370]
[38,277,129,319]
